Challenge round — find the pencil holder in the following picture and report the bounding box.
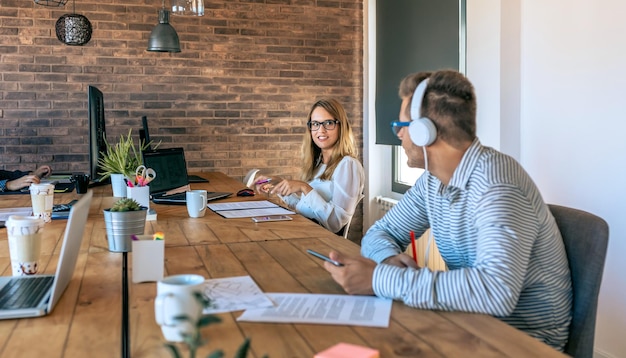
[127,186,150,209]
[131,235,164,283]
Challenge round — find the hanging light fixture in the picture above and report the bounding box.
[34,0,68,7]
[171,0,204,16]
[55,0,92,46]
[147,0,181,53]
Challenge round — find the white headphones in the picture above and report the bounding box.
[408,78,437,146]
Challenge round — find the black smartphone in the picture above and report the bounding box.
[306,249,344,267]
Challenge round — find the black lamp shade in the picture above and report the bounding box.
[147,9,181,53]
[55,14,92,46]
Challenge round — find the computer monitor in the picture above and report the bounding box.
[88,85,108,184]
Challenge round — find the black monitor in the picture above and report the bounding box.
[88,85,109,185]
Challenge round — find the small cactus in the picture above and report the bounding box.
[110,198,142,212]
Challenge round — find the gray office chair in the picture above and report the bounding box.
[548,204,609,358]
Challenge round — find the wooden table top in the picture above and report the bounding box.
[0,172,566,357]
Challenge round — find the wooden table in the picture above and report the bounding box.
[0,172,567,357]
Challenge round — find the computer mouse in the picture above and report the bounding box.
[237,188,255,197]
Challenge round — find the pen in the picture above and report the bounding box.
[254,178,272,185]
[410,231,418,265]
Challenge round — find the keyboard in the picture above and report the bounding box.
[53,200,79,212]
[0,276,54,310]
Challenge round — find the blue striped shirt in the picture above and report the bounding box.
[362,139,572,350]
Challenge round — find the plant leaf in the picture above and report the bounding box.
[233,338,251,358]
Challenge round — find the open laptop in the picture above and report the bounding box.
[142,148,231,205]
[0,190,93,319]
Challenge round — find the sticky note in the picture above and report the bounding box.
[314,343,380,358]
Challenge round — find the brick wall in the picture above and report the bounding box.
[0,0,364,241]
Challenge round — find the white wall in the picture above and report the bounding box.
[521,2,626,357]
[365,0,626,356]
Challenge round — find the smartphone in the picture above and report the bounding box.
[306,249,344,267]
[251,215,293,223]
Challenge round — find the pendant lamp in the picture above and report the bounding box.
[34,0,68,6]
[147,0,181,53]
[55,0,92,46]
[171,0,204,16]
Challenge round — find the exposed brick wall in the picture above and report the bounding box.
[0,0,364,241]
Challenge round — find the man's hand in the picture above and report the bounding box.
[382,253,420,269]
[323,251,376,295]
[32,165,52,179]
[6,175,41,191]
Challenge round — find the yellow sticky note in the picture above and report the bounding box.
[314,343,380,358]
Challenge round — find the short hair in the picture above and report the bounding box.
[301,98,358,181]
[399,70,477,148]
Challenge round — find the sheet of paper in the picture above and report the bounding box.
[0,207,33,221]
[208,200,295,218]
[208,200,278,211]
[216,207,295,219]
[237,293,392,328]
[203,276,275,314]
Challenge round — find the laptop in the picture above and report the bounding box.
[0,190,93,319]
[142,148,231,205]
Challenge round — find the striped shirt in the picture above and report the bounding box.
[362,139,572,350]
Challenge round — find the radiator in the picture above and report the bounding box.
[374,196,447,271]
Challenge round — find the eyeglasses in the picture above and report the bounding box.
[307,119,339,131]
[390,121,410,136]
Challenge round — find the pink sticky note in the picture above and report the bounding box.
[315,343,380,358]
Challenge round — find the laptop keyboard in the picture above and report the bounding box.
[0,276,54,310]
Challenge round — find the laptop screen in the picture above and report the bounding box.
[142,148,189,195]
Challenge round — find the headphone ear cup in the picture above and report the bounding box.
[409,117,437,146]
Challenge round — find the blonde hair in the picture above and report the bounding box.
[301,98,358,181]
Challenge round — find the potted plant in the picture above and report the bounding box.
[98,129,156,197]
[103,197,147,252]
[164,292,265,358]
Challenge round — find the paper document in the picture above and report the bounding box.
[237,293,392,328]
[203,276,275,314]
[208,200,295,219]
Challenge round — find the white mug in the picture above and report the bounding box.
[186,190,207,218]
[154,274,205,342]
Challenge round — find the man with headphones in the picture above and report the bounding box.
[323,70,572,351]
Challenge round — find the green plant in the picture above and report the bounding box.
[165,292,266,358]
[109,197,142,212]
[97,129,157,178]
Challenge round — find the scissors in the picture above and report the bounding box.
[135,165,156,186]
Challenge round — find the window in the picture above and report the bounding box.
[392,146,424,193]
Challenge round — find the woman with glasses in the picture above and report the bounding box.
[254,98,364,236]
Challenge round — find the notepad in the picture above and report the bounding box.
[315,343,379,358]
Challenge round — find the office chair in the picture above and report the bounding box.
[243,169,260,188]
[548,204,609,358]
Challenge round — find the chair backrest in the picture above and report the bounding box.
[340,194,364,239]
[548,204,609,358]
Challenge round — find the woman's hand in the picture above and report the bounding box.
[32,165,52,179]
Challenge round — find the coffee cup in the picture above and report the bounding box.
[72,173,90,194]
[6,215,45,276]
[186,190,207,218]
[29,183,55,223]
[154,274,205,342]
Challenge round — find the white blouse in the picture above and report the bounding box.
[280,156,364,234]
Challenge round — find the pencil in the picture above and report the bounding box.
[410,231,418,265]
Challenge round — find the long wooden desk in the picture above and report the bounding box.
[0,172,567,357]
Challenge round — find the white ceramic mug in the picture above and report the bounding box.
[154,274,205,342]
[29,183,54,223]
[186,190,207,218]
[6,215,45,276]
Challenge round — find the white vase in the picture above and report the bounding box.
[110,173,127,197]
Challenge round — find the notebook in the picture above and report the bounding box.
[0,190,93,319]
[142,148,231,205]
